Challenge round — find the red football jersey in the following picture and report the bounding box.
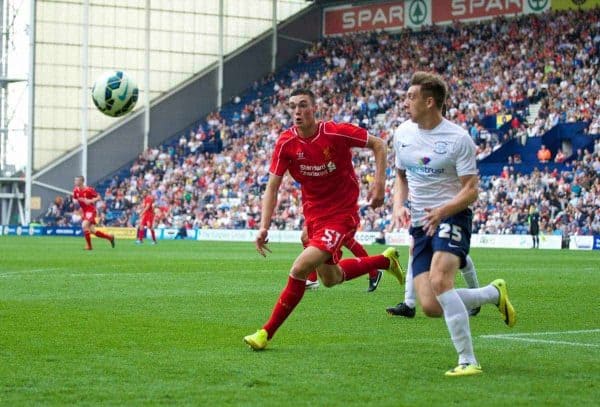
[73,186,98,213]
[142,195,154,214]
[144,195,154,211]
[269,121,368,222]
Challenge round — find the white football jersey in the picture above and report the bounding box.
[393,118,477,227]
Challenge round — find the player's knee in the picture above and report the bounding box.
[421,302,443,317]
[320,268,344,287]
[320,278,337,288]
[429,274,452,295]
[289,263,312,280]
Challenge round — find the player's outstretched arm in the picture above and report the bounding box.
[393,169,411,229]
[255,174,282,257]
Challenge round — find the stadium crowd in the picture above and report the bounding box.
[42,9,600,237]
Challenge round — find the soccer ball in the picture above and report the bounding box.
[91,70,139,117]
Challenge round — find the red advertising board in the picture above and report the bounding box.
[323,1,549,36]
[433,0,524,22]
[323,1,405,36]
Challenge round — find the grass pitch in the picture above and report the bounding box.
[0,236,598,405]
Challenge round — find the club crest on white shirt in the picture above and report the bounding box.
[433,141,448,154]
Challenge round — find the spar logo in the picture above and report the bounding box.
[408,0,428,25]
[528,0,549,10]
[322,1,405,36]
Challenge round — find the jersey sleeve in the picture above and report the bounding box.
[393,127,405,170]
[87,187,99,199]
[455,134,478,176]
[268,137,291,176]
[326,122,368,148]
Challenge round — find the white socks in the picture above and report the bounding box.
[461,255,480,288]
[404,254,416,308]
[405,255,479,308]
[437,289,477,365]
[456,285,499,309]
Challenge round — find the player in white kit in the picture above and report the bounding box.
[392,72,516,376]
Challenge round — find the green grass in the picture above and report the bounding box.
[0,236,598,405]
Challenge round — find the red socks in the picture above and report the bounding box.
[345,238,379,279]
[94,230,112,240]
[307,271,317,282]
[263,276,306,339]
[137,228,156,242]
[84,231,92,248]
[84,229,112,249]
[261,253,390,339]
[339,255,389,281]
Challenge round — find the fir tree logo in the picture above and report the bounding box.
[528,0,549,11]
[409,0,427,26]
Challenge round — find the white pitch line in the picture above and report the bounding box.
[481,335,600,348]
[0,268,64,277]
[482,329,600,337]
[481,329,600,348]
[69,272,144,277]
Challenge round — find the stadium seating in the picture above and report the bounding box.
[43,8,600,237]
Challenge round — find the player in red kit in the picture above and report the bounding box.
[136,190,157,244]
[72,175,115,250]
[243,89,405,350]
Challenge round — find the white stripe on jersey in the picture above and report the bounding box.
[270,135,296,176]
[322,126,368,147]
[393,118,477,227]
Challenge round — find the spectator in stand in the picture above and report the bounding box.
[554,149,566,163]
[537,145,552,163]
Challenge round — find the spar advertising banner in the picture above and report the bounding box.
[323,0,552,36]
[552,0,600,10]
[432,0,551,23]
[322,1,407,36]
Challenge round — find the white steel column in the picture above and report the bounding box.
[271,0,277,73]
[143,0,150,152]
[25,0,35,225]
[0,0,6,173]
[217,0,224,108]
[80,0,89,180]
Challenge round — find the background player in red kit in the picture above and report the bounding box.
[72,175,114,250]
[137,190,157,244]
[243,89,404,350]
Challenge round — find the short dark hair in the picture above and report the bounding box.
[290,88,316,104]
[75,175,85,182]
[410,71,448,111]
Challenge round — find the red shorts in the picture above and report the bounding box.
[83,211,97,225]
[305,213,359,265]
[140,215,154,228]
